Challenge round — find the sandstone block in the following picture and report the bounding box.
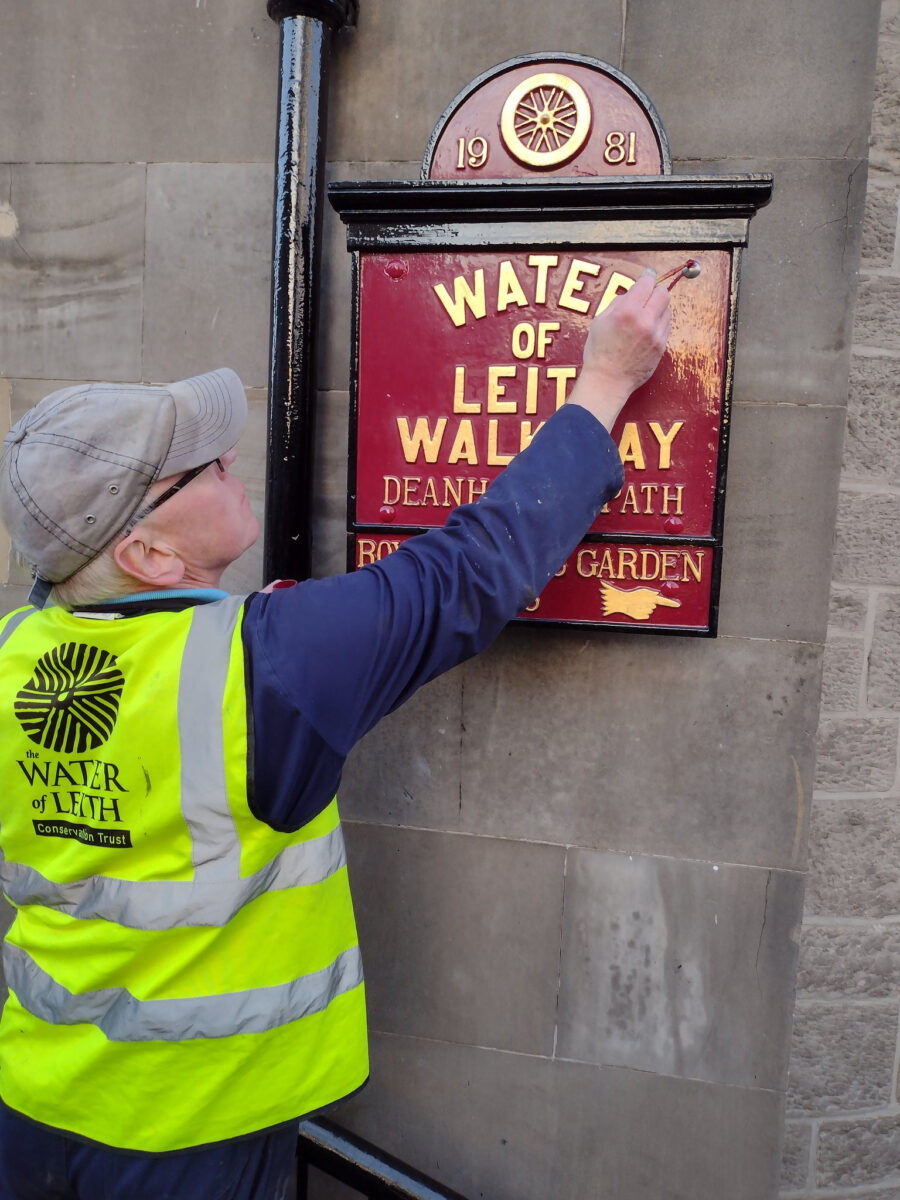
[556,852,801,1089]
[0,0,278,165]
[333,1033,783,1200]
[143,164,274,388]
[457,632,820,868]
[820,637,865,712]
[868,593,900,710]
[719,402,845,641]
[624,0,880,160]
[344,824,565,1056]
[798,925,900,998]
[786,1001,897,1115]
[780,1121,812,1190]
[860,185,899,265]
[832,491,900,588]
[844,354,900,486]
[828,586,870,634]
[869,9,900,177]
[815,717,898,792]
[0,164,144,382]
[817,1114,900,1188]
[806,795,900,918]
[815,1191,900,1200]
[854,275,900,351]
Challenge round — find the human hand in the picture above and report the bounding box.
[567,269,672,431]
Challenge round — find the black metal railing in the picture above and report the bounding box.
[297,1117,471,1200]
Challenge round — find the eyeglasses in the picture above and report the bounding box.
[126,458,224,530]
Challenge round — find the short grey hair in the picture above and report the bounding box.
[50,544,139,609]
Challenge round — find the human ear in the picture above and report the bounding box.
[113,533,186,588]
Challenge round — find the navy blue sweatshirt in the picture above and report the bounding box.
[80,404,623,832]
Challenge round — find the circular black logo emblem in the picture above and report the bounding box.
[15,643,125,754]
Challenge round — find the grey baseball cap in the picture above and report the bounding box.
[0,369,247,595]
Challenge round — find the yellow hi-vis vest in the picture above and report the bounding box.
[0,596,368,1152]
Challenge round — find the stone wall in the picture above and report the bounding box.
[0,4,884,1199]
[780,4,900,1196]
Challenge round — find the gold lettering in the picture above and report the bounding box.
[661,485,683,515]
[559,258,602,313]
[382,476,401,505]
[358,538,402,567]
[525,365,539,414]
[661,551,680,579]
[620,485,639,513]
[487,365,518,413]
[577,548,598,577]
[618,423,645,469]
[537,321,560,358]
[617,548,639,579]
[448,420,478,465]
[598,549,615,577]
[639,550,661,580]
[422,477,439,506]
[640,483,657,513]
[497,260,529,312]
[649,421,684,469]
[397,417,447,464]
[443,478,464,507]
[358,538,377,566]
[596,271,635,314]
[546,366,577,408]
[512,323,535,359]
[467,478,489,502]
[682,552,703,583]
[433,269,486,327]
[528,253,558,304]
[403,477,421,505]
[487,419,515,466]
[453,366,479,413]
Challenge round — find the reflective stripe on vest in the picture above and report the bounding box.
[177,595,244,880]
[3,941,363,1041]
[0,824,347,928]
[0,608,31,654]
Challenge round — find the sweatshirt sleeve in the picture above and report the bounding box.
[242,403,623,830]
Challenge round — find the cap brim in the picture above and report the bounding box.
[161,369,248,477]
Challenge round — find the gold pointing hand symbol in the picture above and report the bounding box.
[600,580,682,621]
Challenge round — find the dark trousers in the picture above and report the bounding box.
[0,1104,298,1200]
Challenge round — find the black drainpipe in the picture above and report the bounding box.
[264,0,358,583]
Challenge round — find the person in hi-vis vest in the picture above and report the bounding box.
[0,272,669,1200]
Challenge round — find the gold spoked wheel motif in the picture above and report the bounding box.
[500,72,592,169]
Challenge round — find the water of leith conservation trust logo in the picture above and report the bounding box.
[15,643,125,754]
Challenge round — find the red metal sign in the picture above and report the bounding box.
[354,533,715,630]
[357,249,729,538]
[351,247,731,632]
